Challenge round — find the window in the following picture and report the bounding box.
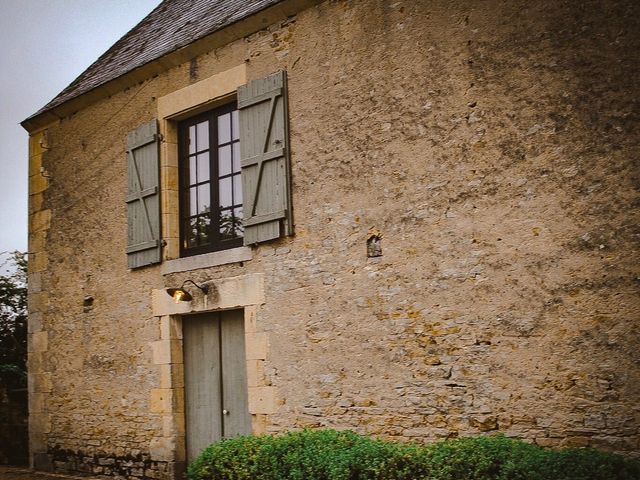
[125,70,293,268]
[178,103,243,256]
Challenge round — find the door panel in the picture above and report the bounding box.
[183,309,251,461]
[220,309,251,438]
[183,315,223,461]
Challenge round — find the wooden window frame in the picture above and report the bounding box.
[178,102,243,257]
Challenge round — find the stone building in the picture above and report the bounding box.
[21,0,640,478]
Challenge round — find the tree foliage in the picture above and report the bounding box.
[0,251,27,390]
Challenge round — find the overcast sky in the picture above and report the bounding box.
[0,0,161,256]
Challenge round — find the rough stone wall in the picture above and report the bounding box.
[246,0,640,453]
[28,0,639,477]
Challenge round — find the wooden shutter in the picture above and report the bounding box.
[126,120,161,268]
[237,71,293,245]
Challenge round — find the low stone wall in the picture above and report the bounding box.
[47,447,175,479]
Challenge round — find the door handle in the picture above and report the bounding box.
[222,409,230,415]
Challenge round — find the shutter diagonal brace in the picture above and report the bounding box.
[128,148,157,245]
[249,93,280,218]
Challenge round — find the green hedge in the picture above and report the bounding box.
[187,429,640,480]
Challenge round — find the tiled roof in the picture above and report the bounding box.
[28,0,282,120]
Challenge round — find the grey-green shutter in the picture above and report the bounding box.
[237,71,293,245]
[126,120,161,268]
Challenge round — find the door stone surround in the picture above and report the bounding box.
[149,273,277,474]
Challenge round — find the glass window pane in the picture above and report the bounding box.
[187,218,199,247]
[197,153,210,182]
[219,209,234,240]
[189,187,197,216]
[218,145,231,177]
[196,121,209,151]
[218,113,231,144]
[182,108,245,251]
[232,110,239,141]
[233,173,242,206]
[232,142,241,173]
[188,125,196,154]
[189,156,197,185]
[198,215,211,244]
[234,207,244,236]
[197,184,210,214]
[219,177,232,208]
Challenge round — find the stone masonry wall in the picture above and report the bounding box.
[27,0,639,477]
[256,0,640,453]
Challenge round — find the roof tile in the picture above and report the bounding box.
[30,0,282,119]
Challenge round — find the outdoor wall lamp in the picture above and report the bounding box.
[166,280,209,303]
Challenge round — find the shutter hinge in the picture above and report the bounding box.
[160,239,167,247]
[154,133,164,142]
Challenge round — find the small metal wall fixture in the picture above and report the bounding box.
[367,227,383,258]
[83,295,94,313]
[166,279,209,303]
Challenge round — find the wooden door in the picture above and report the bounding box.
[183,309,251,461]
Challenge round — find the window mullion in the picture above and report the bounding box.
[179,122,190,252]
[210,113,219,246]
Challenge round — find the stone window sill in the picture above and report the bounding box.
[161,246,252,275]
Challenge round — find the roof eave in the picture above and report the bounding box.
[21,0,322,133]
